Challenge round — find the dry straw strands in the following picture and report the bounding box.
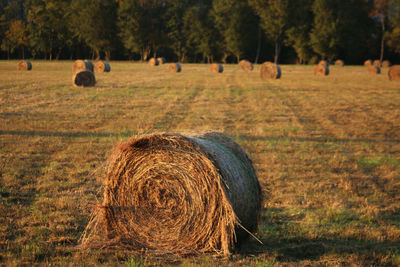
[334,60,344,66]
[368,65,381,74]
[210,63,224,73]
[149,58,159,66]
[388,65,400,81]
[72,70,96,87]
[260,62,281,79]
[239,60,253,71]
[314,64,329,76]
[73,60,94,73]
[94,61,111,72]
[17,60,32,70]
[157,57,166,64]
[168,63,181,73]
[382,60,391,68]
[80,132,261,256]
[364,59,373,66]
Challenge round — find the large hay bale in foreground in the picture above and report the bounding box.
[17,60,32,70]
[382,60,391,68]
[388,65,400,81]
[334,60,344,67]
[73,60,94,73]
[149,58,159,66]
[314,64,329,76]
[368,65,381,74]
[239,60,253,71]
[81,132,261,256]
[157,57,166,64]
[260,62,281,79]
[94,61,111,72]
[168,63,181,73]
[210,63,223,73]
[364,59,373,66]
[72,70,96,87]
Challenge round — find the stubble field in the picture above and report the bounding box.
[0,60,399,266]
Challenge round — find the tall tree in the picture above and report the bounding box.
[1,20,28,58]
[386,0,400,54]
[249,0,290,63]
[371,0,390,63]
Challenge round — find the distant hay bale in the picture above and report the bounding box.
[239,60,253,71]
[373,60,381,67]
[168,63,181,73]
[81,132,261,256]
[318,60,329,66]
[157,57,166,64]
[388,65,400,81]
[334,60,344,67]
[382,60,391,68]
[260,62,281,79]
[73,60,94,73]
[17,60,32,70]
[314,64,329,76]
[94,61,111,72]
[364,59,373,66]
[72,70,96,87]
[367,65,381,74]
[149,58,159,66]
[210,63,223,73]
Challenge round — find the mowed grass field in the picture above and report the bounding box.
[1,60,400,266]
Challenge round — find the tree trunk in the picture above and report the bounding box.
[255,27,261,64]
[380,15,385,64]
[274,41,281,63]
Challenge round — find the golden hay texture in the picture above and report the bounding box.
[382,60,391,68]
[260,62,281,79]
[17,60,32,70]
[210,63,223,73]
[72,70,96,87]
[81,132,261,256]
[364,59,373,66]
[373,60,381,67]
[94,61,111,72]
[73,60,94,73]
[149,58,159,66]
[157,57,166,64]
[239,60,253,71]
[334,59,344,66]
[318,60,329,66]
[388,65,400,81]
[168,63,181,73]
[368,65,381,74]
[314,64,329,76]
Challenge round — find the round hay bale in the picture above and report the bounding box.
[382,60,391,68]
[73,60,94,73]
[157,57,166,64]
[17,60,32,70]
[314,64,329,76]
[210,63,223,73]
[364,59,373,66]
[72,70,96,87]
[373,60,381,67]
[149,58,159,66]
[367,65,381,74]
[81,132,261,256]
[260,62,281,79]
[168,63,181,73]
[318,60,329,66]
[94,61,111,72]
[239,60,253,71]
[334,60,344,67]
[388,65,400,81]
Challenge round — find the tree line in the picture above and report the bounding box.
[1,0,400,64]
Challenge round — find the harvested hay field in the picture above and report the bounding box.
[1,61,400,266]
[82,132,261,256]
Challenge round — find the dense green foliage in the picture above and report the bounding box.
[1,0,400,63]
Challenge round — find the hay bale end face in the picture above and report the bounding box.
[382,60,391,68]
[364,59,373,66]
[260,62,281,79]
[373,60,381,67]
[368,65,381,74]
[168,63,181,73]
[318,60,329,66]
[157,57,166,64]
[73,60,94,73]
[334,60,344,67]
[17,60,32,70]
[94,61,111,72]
[72,70,96,87]
[81,132,261,256]
[149,58,159,66]
[314,64,329,76]
[388,65,400,81]
[210,63,223,73]
[239,60,253,71]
